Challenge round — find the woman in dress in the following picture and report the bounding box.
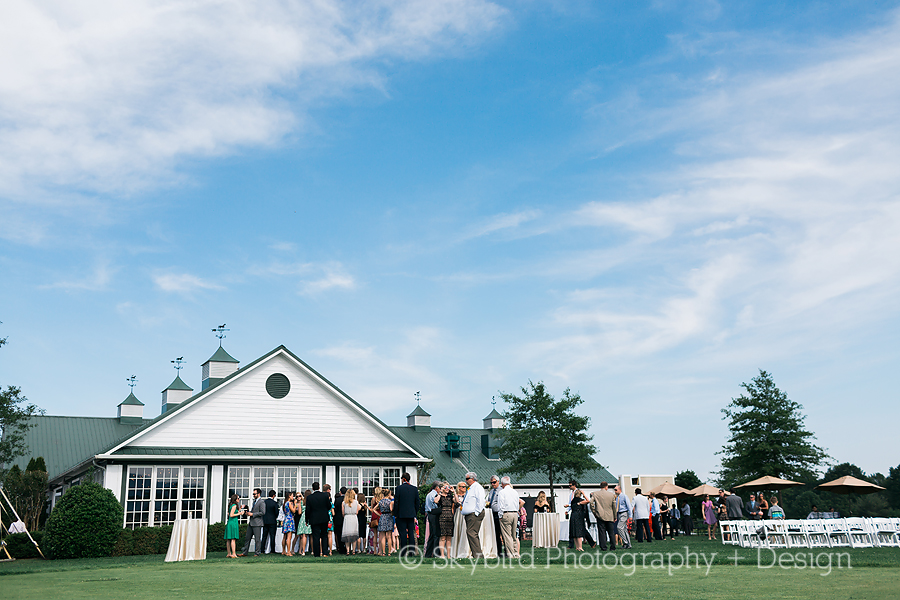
[341,489,360,554]
[281,492,296,556]
[438,482,455,558]
[224,493,241,558]
[570,490,590,550]
[355,491,368,554]
[758,495,769,520]
[377,487,394,556]
[533,491,550,513]
[295,490,311,556]
[701,495,717,540]
[369,488,383,554]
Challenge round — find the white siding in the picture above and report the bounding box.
[129,353,407,451]
[209,361,238,379]
[104,464,123,501]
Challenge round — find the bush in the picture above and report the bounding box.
[3,531,44,559]
[43,482,124,559]
[111,528,133,557]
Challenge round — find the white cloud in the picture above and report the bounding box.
[301,270,356,295]
[0,0,507,200]
[461,209,542,240]
[533,14,900,377]
[42,261,115,291]
[153,272,224,293]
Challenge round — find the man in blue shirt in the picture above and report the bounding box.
[614,485,633,549]
[423,481,441,558]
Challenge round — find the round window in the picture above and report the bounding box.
[265,373,290,399]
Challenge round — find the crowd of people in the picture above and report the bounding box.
[223,471,530,559]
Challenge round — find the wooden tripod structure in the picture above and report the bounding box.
[0,485,45,559]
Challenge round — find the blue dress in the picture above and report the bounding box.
[377,498,393,532]
[282,501,295,533]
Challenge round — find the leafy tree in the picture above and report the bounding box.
[496,381,599,512]
[0,333,44,475]
[717,370,829,489]
[886,464,900,511]
[2,458,48,531]
[674,470,703,491]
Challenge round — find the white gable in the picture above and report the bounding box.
[128,352,407,452]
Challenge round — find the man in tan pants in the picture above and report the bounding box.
[497,476,521,558]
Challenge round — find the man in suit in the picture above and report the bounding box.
[262,490,280,554]
[393,472,421,556]
[239,488,266,556]
[334,487,346,555]
[589,481,618,550]
[745,493,761,520]
[305,482,332,557]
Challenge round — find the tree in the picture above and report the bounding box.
[674,469,703,491]
[44,481,124,559]
[496,381,599,512]
[1,333,44,475]
[717,370,828,489]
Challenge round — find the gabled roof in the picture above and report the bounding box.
[407,404,431,417]
[203,346,239,364]
[118,392,144,406]
[9,416,152,479]
[162,375,193,392]
[388,425,617,487]
[95,345,426,464]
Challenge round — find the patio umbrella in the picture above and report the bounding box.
[734,475,804,491]
[689,484,727,497]
[815,475,885,495]
[648,482,691,498]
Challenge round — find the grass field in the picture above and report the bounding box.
[3,538,899,599]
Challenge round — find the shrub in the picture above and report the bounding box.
[43,481,123,559]
[112,528,133,556]
[3,531,44,559]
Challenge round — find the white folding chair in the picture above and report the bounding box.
[720,520,739,545]
[802,520,830,548]
[740,521,767,548]
[870,518,898,547]
[823,519,851,547]
[784,520,808,548]
[845,517,874,548]
[765,521,789,548]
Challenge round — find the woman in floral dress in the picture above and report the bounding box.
[281,492,295,556]
[377,488,394,556]
[295,490,312,555]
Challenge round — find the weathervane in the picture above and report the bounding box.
[491,395,496,408]
[171,357,185,373]
[414,391,421,405]
[126,375,138,391]
[212,324,229,346]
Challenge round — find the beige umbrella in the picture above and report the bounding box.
[816,475,885,495]
[689,484,728,497]
[648,482,691,498]
[734,475,804,491]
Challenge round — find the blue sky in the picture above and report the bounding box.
[2,1,899,483]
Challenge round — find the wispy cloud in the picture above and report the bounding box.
[41,261,116,291]
[460,209,542,240]
[301,270,356,295]
[0,0,507,202]
[153,273,224,294]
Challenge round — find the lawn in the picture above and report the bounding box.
[3,538,899,599]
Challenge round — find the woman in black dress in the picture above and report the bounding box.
[533,491,550,512]
[438,482,455,558]
[570,490,590,550]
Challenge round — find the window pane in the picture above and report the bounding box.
[181,467,206,520]
[154,467,180,526]
[299,467,321,494]
[361,467,379,498]
[382,468,401,493]
[277,467,298,504]
[228,467,251,523]
[339,467,359,490]
[125,467,152,529]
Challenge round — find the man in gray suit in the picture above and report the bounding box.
[239,488,266,556]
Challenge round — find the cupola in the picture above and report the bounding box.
[201,346,239,390]
[117,392,144,424]
[162,374,194,413]
[406,404,431,431]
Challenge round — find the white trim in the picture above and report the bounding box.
[98,454,415,462]
[105,348,427,461]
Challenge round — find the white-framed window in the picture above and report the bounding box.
[277,467,298,505]
[339,466,401,497]
[382,467,401,492]
[125,465,206,529]
[300,467,321,493]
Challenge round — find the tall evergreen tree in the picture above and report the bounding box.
[717,369,828,489]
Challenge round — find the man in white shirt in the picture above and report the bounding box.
[631,488,652,543]
[497,476,521,558]
[460,471,487,558]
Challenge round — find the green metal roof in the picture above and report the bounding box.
[407,404,431,417]
[388,425,617,487]
[118,392,144,406]
[483,408,503,420]
[110,447,418,459]
[204,346,239,364]
[8,416,152,479]
[162,375,193,392]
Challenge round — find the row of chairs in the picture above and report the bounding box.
[719,518,900,549]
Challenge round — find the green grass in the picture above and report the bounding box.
[3,538,900,599]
